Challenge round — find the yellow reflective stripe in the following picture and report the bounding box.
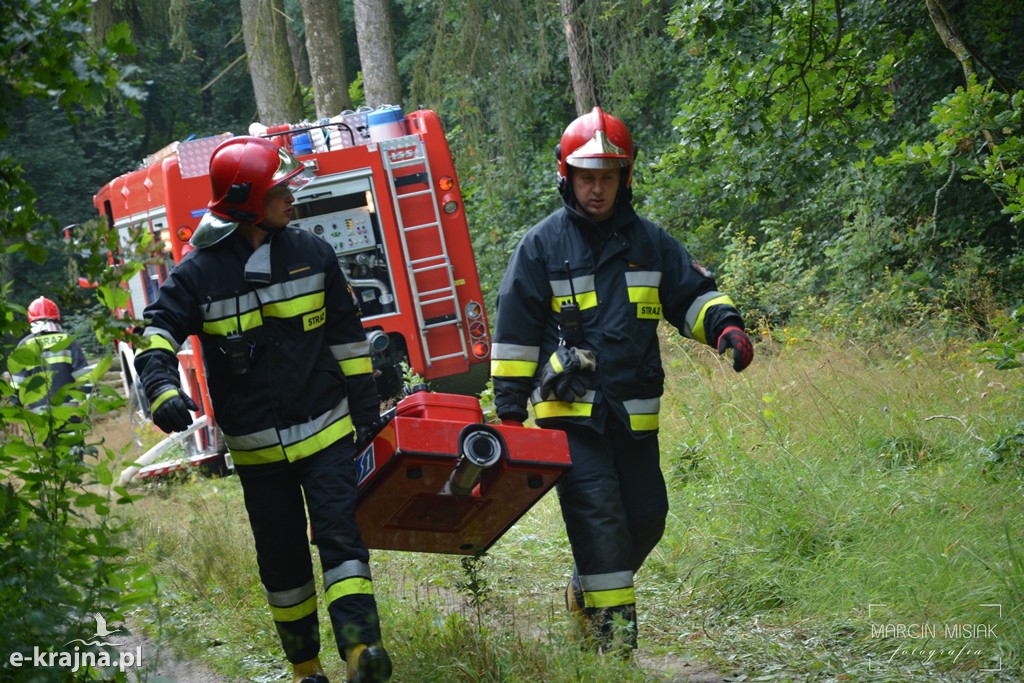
[533,400,593,419]
[325,577,374,605]
[43,354,73,365]
[551,290,598,312]
[340,357,373,376]
[584,586,635,609]
[268,595,318,623]
[262,291,325,319]
[203,309,263,335]
[627,286,660,304]
[149,388,179,413]
[491,359,538,378]
[628,413,659,432]
[230,444,287,466]
[145,334,176,353]
[284,415,354,462]
[690,294,734,345]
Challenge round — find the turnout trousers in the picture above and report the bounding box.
[237,439,382,664]
[555,413,668,649]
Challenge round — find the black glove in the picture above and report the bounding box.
[539,347,597,402]
[717,326,754,372]
[149,384,199,433]
[355,419,383,450]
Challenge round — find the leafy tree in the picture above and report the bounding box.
[1,2,154,677]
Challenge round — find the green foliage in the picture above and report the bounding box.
[976,307,1024,370]
[880,76,1024,223]
[0,2,154,678]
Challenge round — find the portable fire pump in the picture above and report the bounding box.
[95,106,498,482]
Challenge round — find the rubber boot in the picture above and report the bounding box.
[595,604,638,659]
[292,655,329,683]
[345,644,392,683]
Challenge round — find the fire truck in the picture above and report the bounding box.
[94,106,495,480]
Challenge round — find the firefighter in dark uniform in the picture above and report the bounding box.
[490,108,754,653]
[134,136,392,683]
[9,296,91,411]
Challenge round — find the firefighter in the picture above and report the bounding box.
[9,296,91,412]
[490,108,754,654]
[134,136,392,683]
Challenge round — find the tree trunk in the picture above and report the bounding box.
[560,0,597,115]
[300,0,353,118]
[239,0,304,124]
[352,0,402,107]
[925,0,975,82]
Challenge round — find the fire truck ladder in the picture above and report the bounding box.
[379,135,467,368]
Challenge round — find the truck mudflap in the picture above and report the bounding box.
[353,391,571,555]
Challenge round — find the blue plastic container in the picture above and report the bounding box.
[368,106,407,142]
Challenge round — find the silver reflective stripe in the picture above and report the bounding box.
[491,343,541,361]
[625,271,662,288]
[323,559,372,588]
[579,570,634,592]
[330,340,371,360]
[278,398,350,448]
[683,291,725,337]
[530,388,597,404]
[623,398,660,415]
[72,366,92,379]
[143,326,182,353]
[202,274,327,321]
[265,579,316,607]
[223,426,280,451]
[550,275,596,298]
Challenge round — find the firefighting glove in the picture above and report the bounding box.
[149,384,199,433]
[355,419,383,450]
[539,347,597,402]
[717,326,754,372]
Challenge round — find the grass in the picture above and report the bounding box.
[121,331,1024,681]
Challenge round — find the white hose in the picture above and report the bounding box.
[118,415,209,486]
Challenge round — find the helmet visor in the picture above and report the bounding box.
[273,147,316,192]
[566,131,631,169]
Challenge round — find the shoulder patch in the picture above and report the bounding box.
[690,258,714,279]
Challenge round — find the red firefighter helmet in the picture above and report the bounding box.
[27,296,60,323]
[557,107,635,187]
[193,136,315,248]
[207,136,313,224]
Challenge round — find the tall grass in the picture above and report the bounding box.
[127,333,1024,681]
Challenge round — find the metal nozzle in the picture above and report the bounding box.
[442,426,504,496]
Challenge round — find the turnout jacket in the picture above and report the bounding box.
[135,226,379,466]
[10,330,90,411]
[491,199,744,435]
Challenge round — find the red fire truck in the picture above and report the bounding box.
[95,107,494,480]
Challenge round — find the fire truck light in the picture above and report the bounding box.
[472,341,490,358]
[439,176,455,191]
[441,195,459,214]
[159,229,173,253]
[469,321,486,338]
[176,226,193,242]
[465,301,483,320]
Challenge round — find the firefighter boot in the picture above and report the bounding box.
[595,604,638,659]
[565,580,598,651]
[292,656,329,683]
[345,644,392,683]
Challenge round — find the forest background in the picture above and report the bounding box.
[2,1,1023,681]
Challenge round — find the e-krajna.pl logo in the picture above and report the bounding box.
[7,613,142,675]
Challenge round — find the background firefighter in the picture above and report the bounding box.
[134,136,391,683]
[9,296,91,412]
[490,107,754,654]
